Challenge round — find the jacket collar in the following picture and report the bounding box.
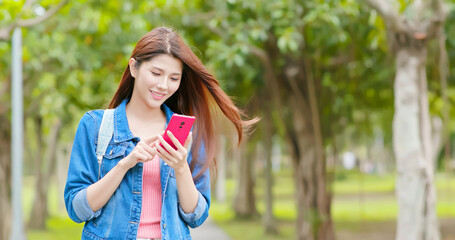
[113,99,175,142]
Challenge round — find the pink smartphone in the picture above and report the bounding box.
[161,114,195,150]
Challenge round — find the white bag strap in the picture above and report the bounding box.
[96,109,115,179]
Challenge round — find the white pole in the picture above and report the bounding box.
[11,27,25,240]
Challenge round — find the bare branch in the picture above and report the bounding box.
[361,0,404,31]
[0,0,68,41]
[0,25,15,41]
[411,0,426,19]
[17,0,68,27]
[285,65,311,117]
[22,0,37,11]
[433,0,447,18]
[206,25,225,40]
[248,45,270,69]
[248,44,285,111]
[362,0,398,18]
[14,0,37,22]
[325,54,355,68]
[417,0,445,38]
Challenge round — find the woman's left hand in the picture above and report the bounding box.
[155,131,192,174]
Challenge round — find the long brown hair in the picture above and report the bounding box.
[109,27,256,180]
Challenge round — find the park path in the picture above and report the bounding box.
[190,217,231,240]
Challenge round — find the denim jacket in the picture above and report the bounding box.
[64,99,210,240]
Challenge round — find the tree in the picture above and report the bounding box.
[170,0,395,238]
[261,107,278,234]
[2,0,163,231]
[191,1,369,238]
[361,0,447,239]
[0,0,67,237]
[233,140,259,218]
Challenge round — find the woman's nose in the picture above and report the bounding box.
[157,77,169,90]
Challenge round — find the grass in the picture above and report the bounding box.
[27,216,82,240]
[332,172,396,195]
[24,170,455,240]
[210,170,455,240]
[23,176,84,240]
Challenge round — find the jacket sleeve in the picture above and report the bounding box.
[178,142,211,228]
[64,112,102,223]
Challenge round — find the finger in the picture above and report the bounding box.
[156,141,175,160]
[134,152,149,162]
[150,146,157,157]
[139,156,154,163]
[155,148,174,165]
[158,152,173,166]
[166,131,184,150]
[183,132,193,149]
[139,142,156,155]
[144,135,160,145]
[158,134,178,155]
[136,143,153,157]
[156,150,167,161]
[138,147,153,160]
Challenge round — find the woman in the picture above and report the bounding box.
[64,27,254,240]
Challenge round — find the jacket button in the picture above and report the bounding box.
[163,224,166,229]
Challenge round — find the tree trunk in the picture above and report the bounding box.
[393,48,440,240]
[359,2,445,238]
[248,39,334,239]
[291,106,334,240]
[0,118,12,240]
[233,141,258,218]
[262,111,277,234]
[285,86,335,240]
[29,117,62,229]
[57,143,71,212]
[215,135,227,202]
[271,137,281,173]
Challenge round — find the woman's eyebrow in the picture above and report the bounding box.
[150,66,164,71]
[150,66,181,75]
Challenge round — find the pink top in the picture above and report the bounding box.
[137,155,162,238]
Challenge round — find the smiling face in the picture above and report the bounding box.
[129,54,183,110]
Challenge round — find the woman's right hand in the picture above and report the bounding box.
[87,136,159,212]
[118,136,159,170]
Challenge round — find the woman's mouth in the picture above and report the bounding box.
[150,90,165,100]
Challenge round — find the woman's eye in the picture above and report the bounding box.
[151,72,160,76]
[171,78,179,81]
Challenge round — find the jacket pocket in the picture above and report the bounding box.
[83,226,105,240]
[101,143,128,176]
[86,190,117,239]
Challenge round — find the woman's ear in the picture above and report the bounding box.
[129,58,137,78]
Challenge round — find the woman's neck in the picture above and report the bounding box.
[125,97,167,140]
[126,97,164,122]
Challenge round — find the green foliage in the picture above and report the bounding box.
[2,0,455,237]
[0,0,413,154]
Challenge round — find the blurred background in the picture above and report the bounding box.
[1,0,455,239]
